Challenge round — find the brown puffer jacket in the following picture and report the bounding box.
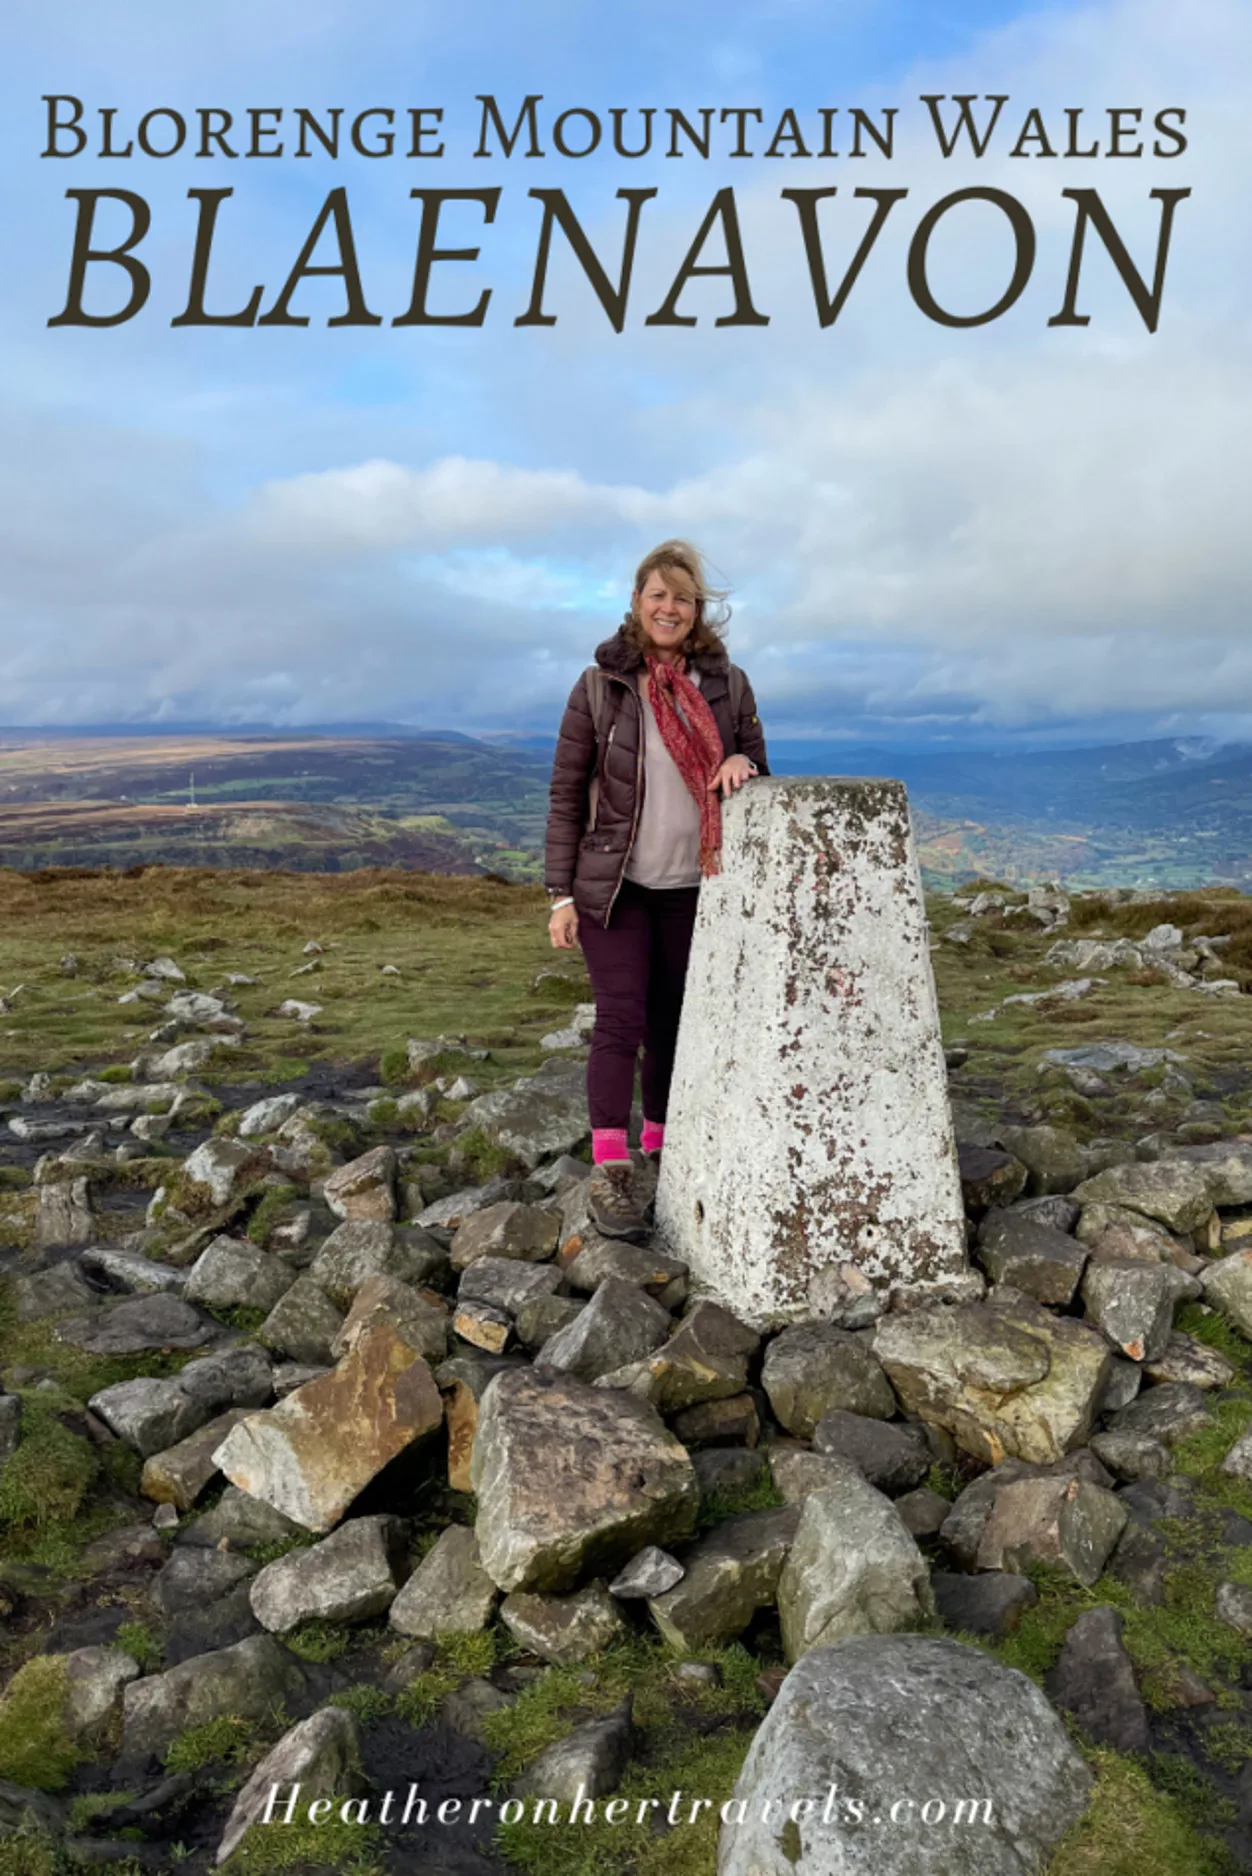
[545,625,770,928]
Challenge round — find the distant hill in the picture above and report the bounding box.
[0,727,1248,889]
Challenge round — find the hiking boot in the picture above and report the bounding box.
[588,1158,654,1242]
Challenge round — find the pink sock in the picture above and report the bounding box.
[592,1128,630,1165]
[641,1119,665,1154]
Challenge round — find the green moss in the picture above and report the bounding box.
[1046,1747,1239,1876]
[368,1097,398,1126]
[284,1620,359,1664]
[328,1684,394,1725]
[210,1305,269,1334]
[247,1188,303,1245]
[0,1837,59,1876]
[696,1473,786,1532]
[393,1629,500,1728]
[0,1401,97,1530]
[452,1125,517,1183]
[224,1817,387,1875]
[96,1063,134,1084]
[163,1711,278,1775]
[379,1043,410,1087]
[0,1655,79,1789]
[0,1166,30,1191]
[114,1621,163,1671]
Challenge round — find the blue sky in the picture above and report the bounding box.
[2,0,1249,746]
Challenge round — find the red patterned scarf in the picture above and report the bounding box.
[643,653,726,876]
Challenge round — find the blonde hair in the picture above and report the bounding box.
[623,538,730,658]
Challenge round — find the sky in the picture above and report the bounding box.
[2,0,1249,748]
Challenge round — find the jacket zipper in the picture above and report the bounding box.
[604,674,644,926]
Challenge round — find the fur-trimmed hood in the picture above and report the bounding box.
[592,624,730,677]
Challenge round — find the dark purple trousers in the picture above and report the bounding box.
[578,876,701,1130]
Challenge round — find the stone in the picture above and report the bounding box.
[873,1292,1110,1466]
[62,1645,141,1741]
[35,1177,93,1249]
[330,1274,448,1367]
[81,1246,186,1295]
[609,1546,684,1600]
[1080,1259,1178,1363]
[1222,1426,1252,1482]
[1013,1194,1081,1232]
[1099,1357,1143,1415]
[1201,1249,1252,1338]
[322,1145,397,1223]
[213,1325,443,1532]
[894,1486,951,1538]
[536,1276,672,1384]
[1109,1381,1214,1445]
[1040,1041,1183,1075]
[216,1707,363,1865]
[1046,1606,1151,1750]
[237,1094,302,1138]
[761,1323,897,1437]
[179,1344,274,1414]
[671,1392,760,1447]
[655,780,967,1328]
[1089,1430,1171,1482]
[649,1507,801,1652]
[1215,1582,1252,1636]
[276,999,321,1021]
[811,1411,932,1494]
[1143,1331,1234,1390]
[975,1475,1128,1586]
[456,1057,590,1169]
[181,1137,268,1209]
[512,1698,634,1807]
[436,1351,525,1492]
[1172,1140,1252,1206]
[389,1524,498,1639]
[693,1447,768,1498]
[258,1276,345,1366]
[515,1293,585,1349]
[1071,1160,1215,1237]
[184,1236,295,1314]
[449,1201,561,1272]
[458,1256,564,1319]
[719,1634,1092,1876]
[959,1145,1029,1212]
[453,1300,512,1352]
[593,1300,759,1409]
[57,1292,217,1356]
[0,1394,19,1466]
[777,1471,935,1662]
[307,1219,443,1308]
[11,1260,95,1321]
[500,1582,627,1664]
[88,1377,211,1457]
[769,1443,867,1507]
[141,1409,254,1509]
[183,1485,306,1551]
[995,1125,1093,1196]
[250,1515,401,1632]
[151,1545,258,1615]
[562,1232,688,1303]
[470,1368,698,1593]
[975,1209,1087,1307]
[931,1570,1039,1638]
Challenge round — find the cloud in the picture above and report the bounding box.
[0,0,1248,741]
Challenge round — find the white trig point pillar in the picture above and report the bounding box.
[655,777,967,1329]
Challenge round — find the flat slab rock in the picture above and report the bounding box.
[470,1367,698,1593]
[213,1324,442,1532]
[718,1634,1092,1876]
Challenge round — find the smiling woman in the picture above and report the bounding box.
[544,539,768,1239]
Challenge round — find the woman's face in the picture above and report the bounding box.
[634,570,698,659]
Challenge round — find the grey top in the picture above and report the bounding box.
[624,669,704,890]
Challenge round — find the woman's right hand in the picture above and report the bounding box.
[549,904,579,949]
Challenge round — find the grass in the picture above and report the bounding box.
[0,867,563,1081]
[1047,1746,1241,1876]
[114,1621,164,1671]
[0,1398,98,1530]
[164,1709,288,1776]
[694,1472,786,1532]
[0,1655,78,1789]
[393,1629,501,1728]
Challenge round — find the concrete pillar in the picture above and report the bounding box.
[654,777,967,1329]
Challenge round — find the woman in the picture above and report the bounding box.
[545,539,769,1240]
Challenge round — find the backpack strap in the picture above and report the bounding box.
[583,666,607,832]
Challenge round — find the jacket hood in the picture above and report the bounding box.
[593,623,730,677]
